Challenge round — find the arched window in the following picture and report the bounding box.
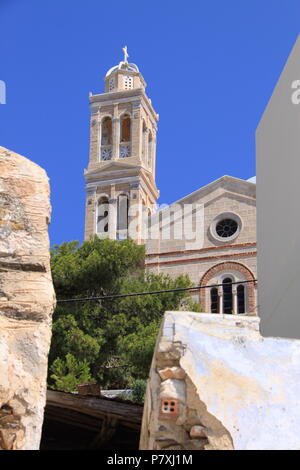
[209,277,247,314]
[210,288,219,313]
[148,131,153,168]
[119,114,131,158]
[97,197,109,234]
[120,114,131,142]
[101,117,112,145]
[101,117,112,161]
[201,262,254,315]
[117,194,129,239]
[237,284,245,314]
[223,278,233,314]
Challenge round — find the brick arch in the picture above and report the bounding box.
[199,261,257,315]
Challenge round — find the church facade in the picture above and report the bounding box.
[84,50,257,315]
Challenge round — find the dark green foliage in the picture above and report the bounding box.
[49,353,92,393]
[132,379,147,403]
[48,237,201,394]
[118,379,147,404]
[117,321,159,380]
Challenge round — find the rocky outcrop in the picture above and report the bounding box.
[140,311,300,450]
[0,147,55,450]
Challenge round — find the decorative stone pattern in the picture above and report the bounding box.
[0,147,55,450]
[119,144,131,158]
[140,311,300,450]
[101,147,112,161]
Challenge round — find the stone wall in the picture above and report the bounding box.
[0,147,55,450]
[140,311,300,450]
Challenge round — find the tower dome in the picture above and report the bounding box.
[104,46,146,93]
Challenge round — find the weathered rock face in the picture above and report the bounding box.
[140,311,300,450]
[0,147,55,450]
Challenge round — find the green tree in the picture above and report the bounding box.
[49,237,201,392]
[118,379,147,404]
[117,321,159,379]
[50,353,93,393]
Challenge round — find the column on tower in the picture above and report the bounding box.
[152,133,157,176]
[142,122,149,166]
[112,104,120,160]
[131,102,141,159]
[232,286,238,315]
[218,287,224,314]
[108,186,117,240]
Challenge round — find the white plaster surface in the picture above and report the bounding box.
[160,379,186,402]
[161,312,300,450]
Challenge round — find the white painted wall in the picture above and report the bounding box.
[154,312,300,450]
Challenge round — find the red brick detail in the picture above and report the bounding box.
[159,398,180,421]
[199,261,257,315]
[146,242,257,258]
[145,251,257,267]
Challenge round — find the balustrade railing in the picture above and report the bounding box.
[119,142,131,158]
[101,145,112,161]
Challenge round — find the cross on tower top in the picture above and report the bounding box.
[122,46,129,63]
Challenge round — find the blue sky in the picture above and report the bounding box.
[0,0,299,246]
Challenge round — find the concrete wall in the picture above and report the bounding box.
[257,35,300,339]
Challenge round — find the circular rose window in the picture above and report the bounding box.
[210,213,242,242]
[216,218,238,238]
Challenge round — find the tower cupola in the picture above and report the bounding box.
[104,46,146,93]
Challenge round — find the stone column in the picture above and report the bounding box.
[89,107,101,166]
[96,110,101,162]
[233,286,238,315]
[151,129,157,176]
[128,189,141,243]
[109,198,117,240]
[131,102,142,160]
[112,104,120,160]
[84,189,96,240]
[218,287,223,314]
[143,128,149,166]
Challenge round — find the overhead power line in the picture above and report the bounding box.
[56,279,257,304]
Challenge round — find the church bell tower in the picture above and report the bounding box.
[84,47,159,243]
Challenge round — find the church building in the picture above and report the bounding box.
[84,49,257,315]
